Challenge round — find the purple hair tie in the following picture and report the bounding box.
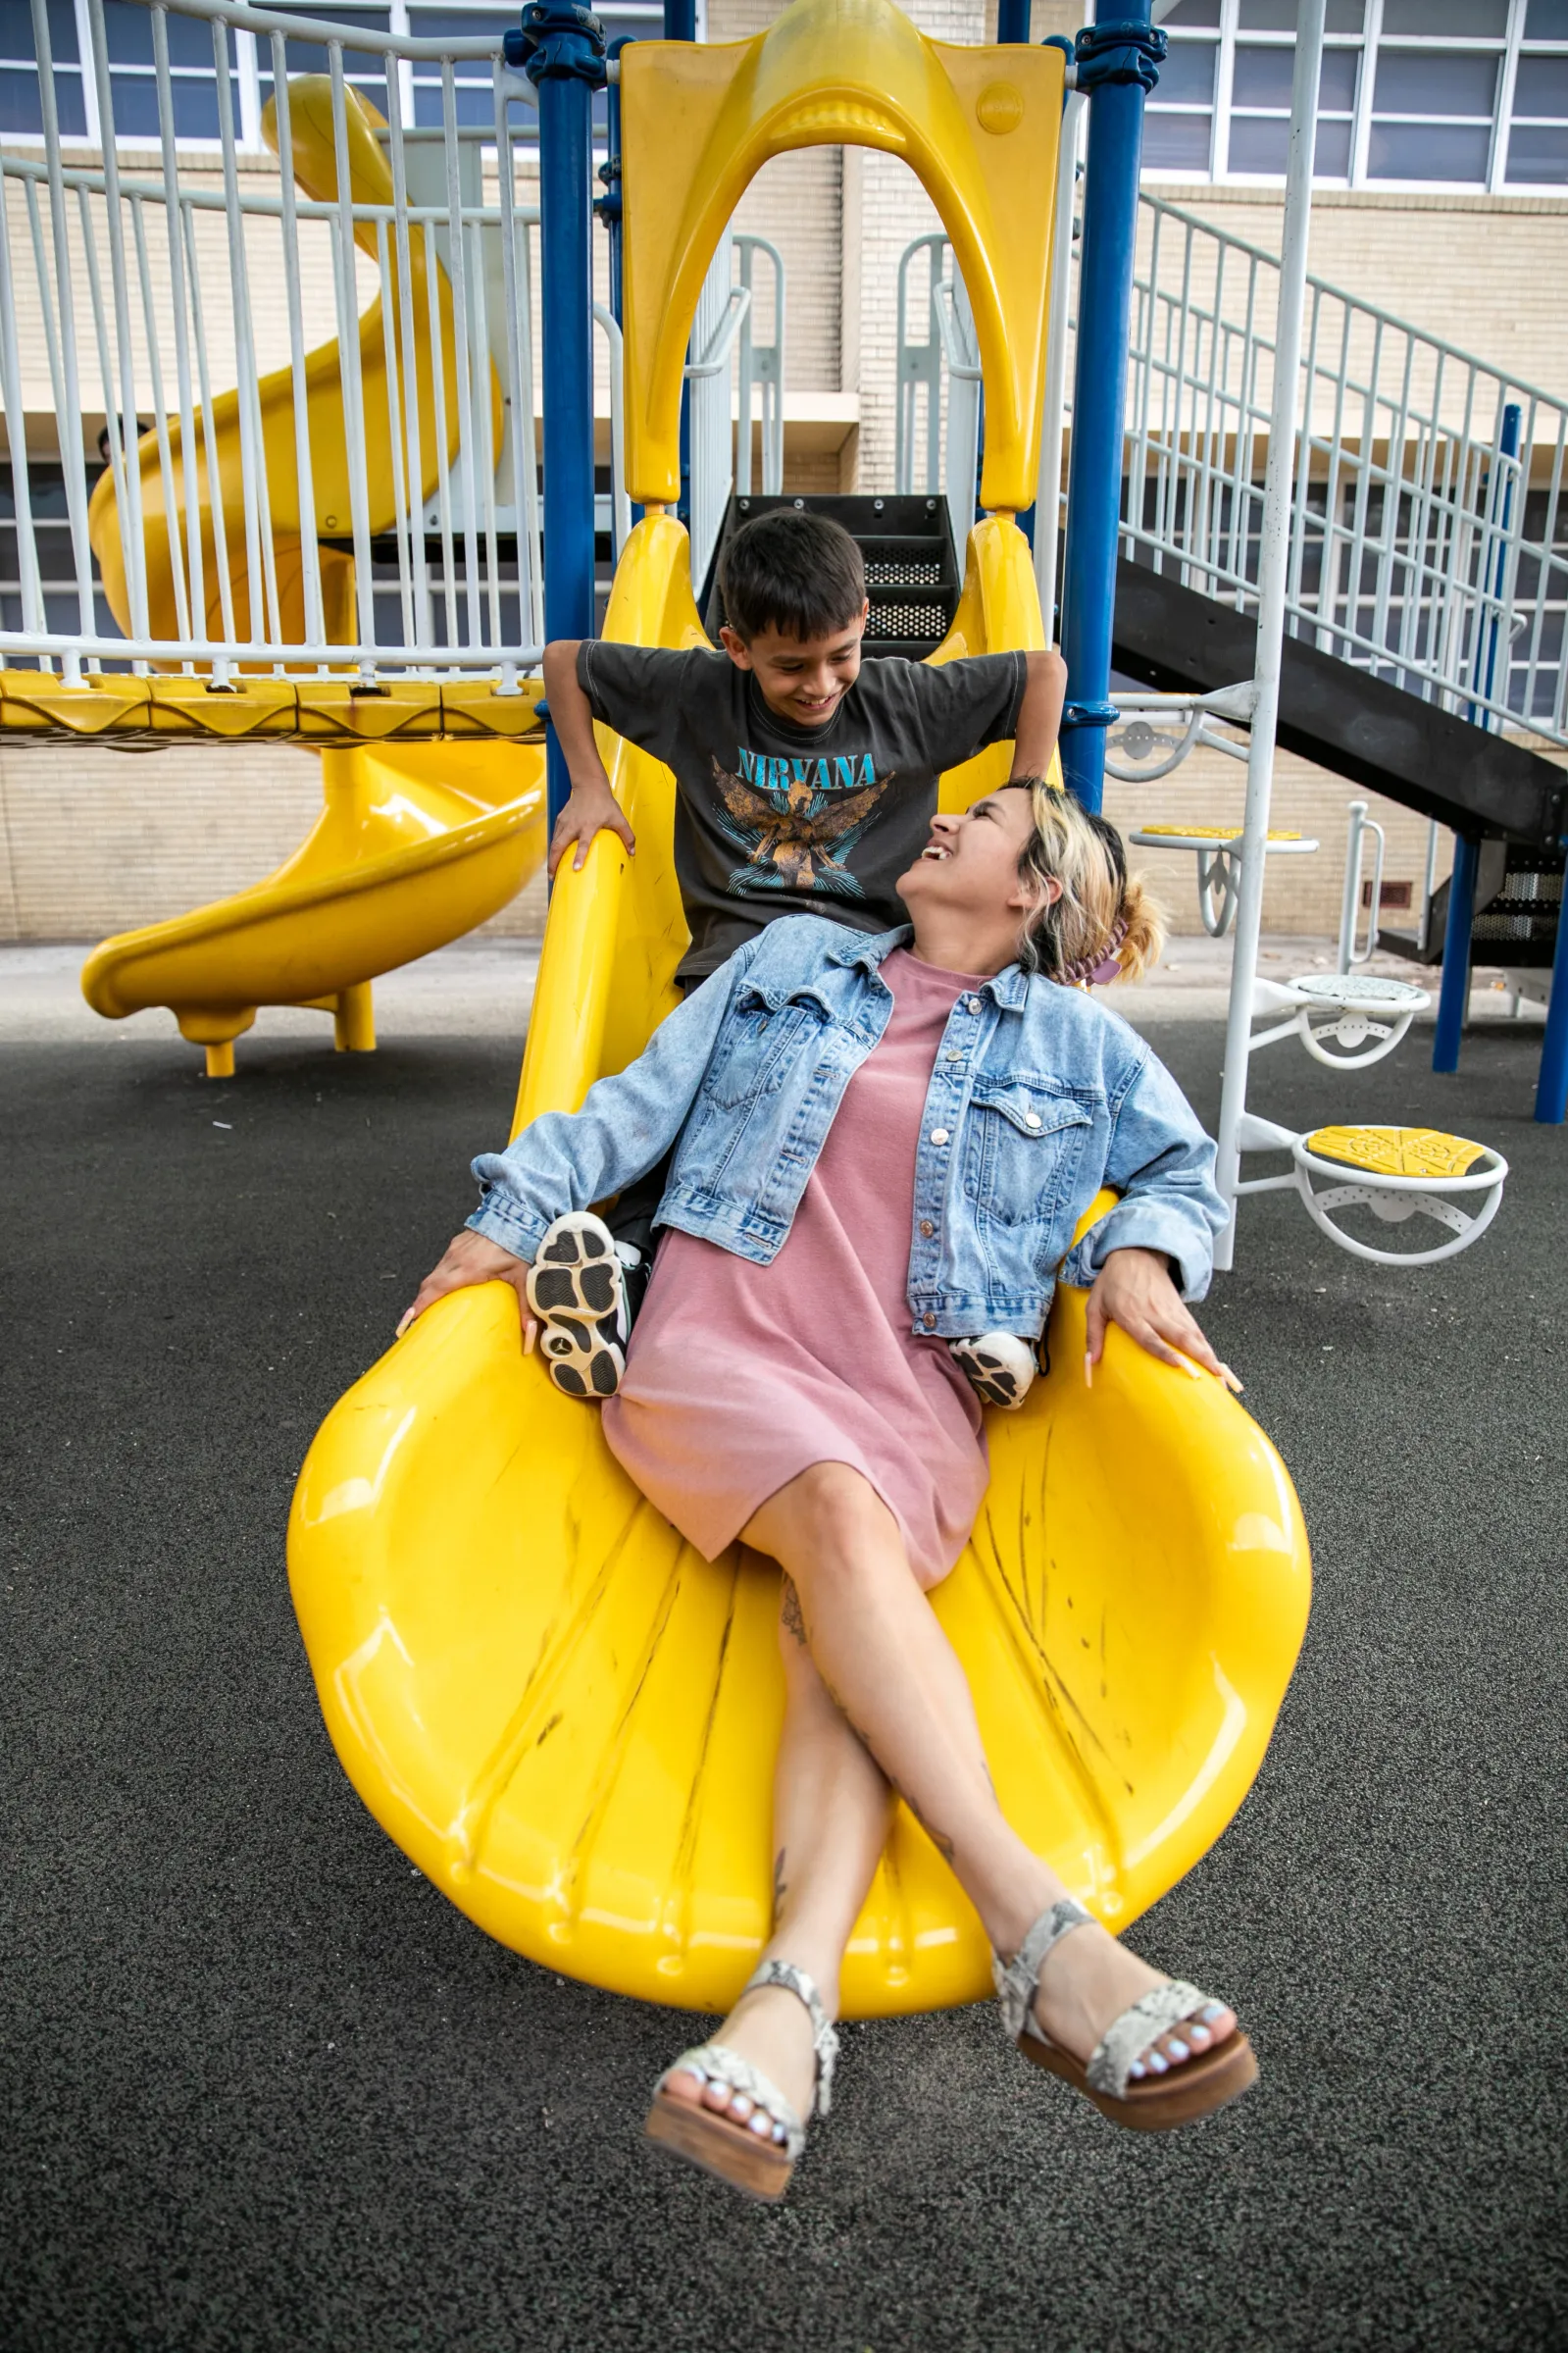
[1062,913,1129,989]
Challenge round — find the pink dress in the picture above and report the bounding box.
[601,949,990,1589]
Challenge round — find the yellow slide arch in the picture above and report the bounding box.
[287,0,1310,2019]
[79,79,543,1074]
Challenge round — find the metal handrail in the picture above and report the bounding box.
[0,0,582,683]
[684,282,752,381]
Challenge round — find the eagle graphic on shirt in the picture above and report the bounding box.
[710,750,893,897]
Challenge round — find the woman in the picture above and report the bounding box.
[402,778,1253,2202]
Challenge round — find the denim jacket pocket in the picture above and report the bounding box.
[969,1073,1096,1230]
[698,986,824,1113]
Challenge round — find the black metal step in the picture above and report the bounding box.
[698,492,962,660]
[1379,840,1563,966]
[1111,552,1568,853]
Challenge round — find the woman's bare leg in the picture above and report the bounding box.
[739,1465,1235,2078]
[662,1554,892,2126]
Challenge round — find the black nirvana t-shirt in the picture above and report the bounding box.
[577,641,1028,983]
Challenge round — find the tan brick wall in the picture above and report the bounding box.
[1102,747,1450,941]
[2,723,1483,949]
[0,740,546,943]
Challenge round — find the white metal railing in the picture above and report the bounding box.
[894,230,980,564]
[1125,196,1568,751]
[733,232,784,501]
[1,0,553,683]
[897,187,1568,753]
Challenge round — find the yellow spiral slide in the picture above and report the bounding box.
[79,77,545,1076]
[287,0,1310,2020]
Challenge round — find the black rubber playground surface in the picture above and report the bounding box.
[2,1011,1564,2353]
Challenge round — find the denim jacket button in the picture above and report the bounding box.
[1025,1110,1042,1129]
[922,1311,936,1329]
[931,1127,950,1146]
[919,1219,935,1238]
[963,994,981,1013]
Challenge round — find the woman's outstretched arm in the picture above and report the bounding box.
[396,940,761,1333]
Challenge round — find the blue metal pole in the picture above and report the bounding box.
[1535,856,1568,1123]
[505,2,607,833]
[1058,9,1166,813]
[665,0,695,528]
[1433,832,1479,1073]
[996,0,1033,43]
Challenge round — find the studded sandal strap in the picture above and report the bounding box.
[743,1958,841,2120]
[991,1896,1095,2044]
[1085,1979,1208,2100]
[659,2041,806,2159]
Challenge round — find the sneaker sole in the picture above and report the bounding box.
[526,1213,629,1401]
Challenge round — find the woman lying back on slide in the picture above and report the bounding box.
[401,777,1255,2203]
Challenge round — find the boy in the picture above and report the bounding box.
[528,506,1068,1403]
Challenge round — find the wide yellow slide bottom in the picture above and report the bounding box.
[288,513,1311,2018]
[80,742,545,1074]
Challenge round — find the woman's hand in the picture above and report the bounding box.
[1085,1247,1240,1392]
[396,1230,535,1344]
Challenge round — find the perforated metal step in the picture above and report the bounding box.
[698,492,963,660]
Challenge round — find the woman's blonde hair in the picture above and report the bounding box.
[1010,777,1165,986]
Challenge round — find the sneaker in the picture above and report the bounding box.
[526,1211,637,1401]
[948,1331,1037,1411]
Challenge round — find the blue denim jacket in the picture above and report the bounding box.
[469,917,1226,1340]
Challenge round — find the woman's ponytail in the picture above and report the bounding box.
[1013,778,1165,987]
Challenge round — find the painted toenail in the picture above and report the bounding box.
[1129,2061,1146,2079]
[1166,2039,1189,2061]
[773,2122,788,2143]
[1188,2025,1211,2047]
[1146,2051,1169,2075]
[1199,2001,1225,2022]
[747,2111,774,2138]
[729,2094,753,2119]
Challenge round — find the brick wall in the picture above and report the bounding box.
[0,741,545,943]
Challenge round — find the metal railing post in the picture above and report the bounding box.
[1211,0,1324,1272]
[1534,863,1568,1123]
[507,1,607,831]
[664,0,696,529]
[1058,6,1166,814]
[1434,835,1480,1073]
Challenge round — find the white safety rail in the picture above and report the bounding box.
[901,185,1568,752]
[685,230,786,597]
[0,0,553,683]
[893,230,981,566]
[1124,196,1568,752]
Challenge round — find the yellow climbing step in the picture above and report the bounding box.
[1136,825,1304,843]
[1304,1126,1493,1180]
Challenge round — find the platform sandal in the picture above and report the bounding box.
[643,1960,839,2202]
[994,1896,1257,2133]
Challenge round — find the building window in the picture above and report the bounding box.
[1144,0,1568,190]
[0,0,660,152]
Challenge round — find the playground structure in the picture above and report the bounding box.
[5,0,1560,2008]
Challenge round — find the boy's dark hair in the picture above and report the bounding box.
[717,508,867,644]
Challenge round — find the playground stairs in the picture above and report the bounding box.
[1376,839,1564,974]
[699,493,963,661]
[1110,551,1566,976]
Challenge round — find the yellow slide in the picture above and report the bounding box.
[79,77,544,1073]
[286,0,1310,2019]
[287,511,1310,2019]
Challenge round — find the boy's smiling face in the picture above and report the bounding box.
[718,601,869,729]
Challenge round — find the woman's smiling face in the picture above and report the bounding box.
[896,787,1057,923]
